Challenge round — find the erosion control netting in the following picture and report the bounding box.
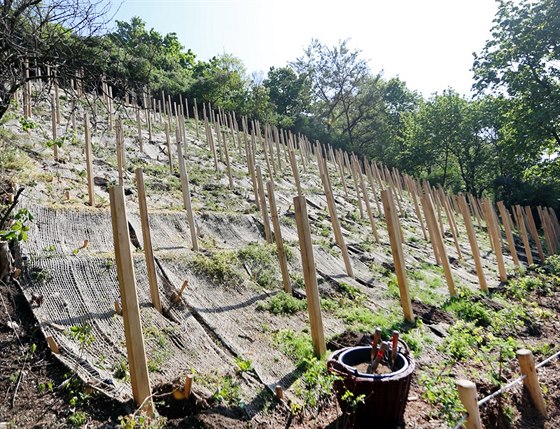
[18,198,379,411]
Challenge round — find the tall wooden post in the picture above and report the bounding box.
[483,199,507,282]
[176,140,198,251]
[497,202,520,268]
[422,193,457,296]
[135,169,162,313]
[294,196,326,358]
[458,195,488,292]
[355,158,379,243]
[524,206,545,262]
[288,150,303,197]
[84,113,94,207]
[109,186,154,416]
[256,166,272,243]
[267,181,292,294]
[51,94,58,161]
[321,172,354,279]
[381,190,414,322]
[515,205,534,265]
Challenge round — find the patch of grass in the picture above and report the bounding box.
[188,250,243,287]
[274,329,314,365]
[257,291,306,315]
[237,243,279,289]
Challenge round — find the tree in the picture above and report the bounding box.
[473,0,560,149]
[189,53,248,112]
[292,39,370,146]
[264,66,310,128]
[0,0,111,118]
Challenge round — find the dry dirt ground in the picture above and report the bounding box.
[1,85,559,428]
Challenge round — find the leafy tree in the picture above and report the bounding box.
[292,39,370,146]
[473,0,560,149]
[189,53,248,112]
[264,66,310,128]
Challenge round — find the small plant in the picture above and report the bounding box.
[38,380,54,394]
[0,207,33,242]
[113,359,129,381]
[19,116,36,132]
[67,323,95,356]
[68,411,88,427]
[237,243,279,289]
[211,375,243,406]
[235,356,253,373]
[46,135,67,149]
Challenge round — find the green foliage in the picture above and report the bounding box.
[274,329,314,366]
[69,411,88,427]
[257,292,306,315]
[0,208,33,242]
[46,136,67,149]
[293,357,339,410]
[211,375,243,406]
[19,116,36,132]
[235,356,253,373]
[419,365,465,425]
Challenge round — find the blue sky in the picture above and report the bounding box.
[110,0,498,97]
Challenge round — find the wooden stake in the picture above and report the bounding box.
[439,187,462,258]
[497,202,520,268]
[381,190,414,322]
[406,176,427,240]
[84,113,95,207]
[355,159,379,243]
[135,169,162,313]
[288,150,303,197]
[538,206,555,255]
[176,139,198,251]
[293,195,326,358]
[524,206,545,262]
[422,190,441,265]
[483,199,507,282]
[116,118,124,186]
[267,181,292,293]
[256,166,272,243]
[458,194,488,292]
[517,349,547,417]
[515,205,534,266]
[422,193,457,296]
[109,185,154,415]
[50,94,58,161]
[456,379,482,429]
[321,172,354,278]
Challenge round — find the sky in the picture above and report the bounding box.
[109,0,499,97]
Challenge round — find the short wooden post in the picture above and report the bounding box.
[84,113,95,207]
[135,168,162,313]
[422,193,457,296]
[381,190,414,322]
[109,186,154,416]
[516,205,534,265]
[275,385,284,401]
[176,140,198,251]
[517,349,547,417]
[497,202,520,268]
[456,379,482,429]
[483,199,507,282]
[267,181,292,293]
[524,206,545,262]
[256,166,272,243]
[293,196,326,358]
[185,374,193,401]
[458,195,488,292]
